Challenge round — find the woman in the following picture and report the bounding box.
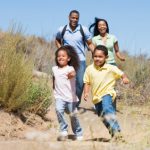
[89,18,125,66]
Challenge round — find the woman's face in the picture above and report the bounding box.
[98,20,107,34]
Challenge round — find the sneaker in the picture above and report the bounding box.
[74,107,78,114]
[57,131,68,141]
[75,136,83,141]
[57,135,68,141]
[111,131,125,143]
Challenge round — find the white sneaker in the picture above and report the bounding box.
[57,131,68,141]
[60,131,68,136]
[75,136,83,141]
[74,108,78,114]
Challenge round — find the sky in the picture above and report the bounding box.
[0,0,150,56]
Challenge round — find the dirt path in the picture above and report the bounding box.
[0,99,150,150]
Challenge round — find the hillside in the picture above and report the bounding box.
[0,30,150,149]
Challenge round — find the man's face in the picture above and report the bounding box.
[69,12,79,28]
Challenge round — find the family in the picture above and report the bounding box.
[52,10,129,142]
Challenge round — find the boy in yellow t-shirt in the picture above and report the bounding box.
[83,45,129,141]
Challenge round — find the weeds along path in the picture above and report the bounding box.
[0,98,150,150]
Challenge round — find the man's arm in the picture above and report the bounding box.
[86,39,95,53]
[55,38,62,48]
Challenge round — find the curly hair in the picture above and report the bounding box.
[89,17,109,36]
[55,45,80,72]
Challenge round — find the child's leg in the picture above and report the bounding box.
[95,101,111,129]
[101,95,121,135]
[66,102,83,138]
[55,99,68,135]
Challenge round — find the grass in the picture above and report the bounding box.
[0,29,53,113]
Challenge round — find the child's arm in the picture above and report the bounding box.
[121,74,129,84]
[53,76,55,89]
[83,83,90,101]
[67,70,76,79]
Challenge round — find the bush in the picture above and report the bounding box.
[0,32,53,113]
[26,80,52,116]
[116,52,150,105]
[0,32,33,111]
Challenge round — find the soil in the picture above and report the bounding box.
[0,99,150,150]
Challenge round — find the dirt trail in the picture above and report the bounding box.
[0,99,150,150]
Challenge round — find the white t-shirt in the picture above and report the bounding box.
[52,65,79,102]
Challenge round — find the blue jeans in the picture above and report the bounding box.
[95,94,121,135]
[55,99,83,136]
[76,61,86,107]
[109,62,117,111]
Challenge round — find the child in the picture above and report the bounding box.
[83,45,129,142]
[52,45,83,141]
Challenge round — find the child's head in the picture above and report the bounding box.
[55,45,79,71]
[93,45,108,67]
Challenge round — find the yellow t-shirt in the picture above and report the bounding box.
[83,63,124,104]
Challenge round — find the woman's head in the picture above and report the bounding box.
[55,45,79,71]
[93,45,108,67]
[89,18,109,36]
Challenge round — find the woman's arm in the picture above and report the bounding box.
[114,42,125,61]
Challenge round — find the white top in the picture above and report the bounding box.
[52,65,79,102]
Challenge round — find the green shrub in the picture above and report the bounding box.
[26,80,52,116]
[0,32,53,114]
[0,33,33,111]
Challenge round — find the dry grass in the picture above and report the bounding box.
[0,29,53,113]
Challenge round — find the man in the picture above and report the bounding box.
[55,10,94,108]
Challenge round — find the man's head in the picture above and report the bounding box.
[69,10,79,30]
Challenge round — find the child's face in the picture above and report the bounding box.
[93,49,107,67]
[57,50,70,67]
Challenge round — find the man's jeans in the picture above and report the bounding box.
[95,94,121,134]
[76,61,86,107]
[55,99,83,136]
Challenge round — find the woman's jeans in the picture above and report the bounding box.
[55,99,83,136]
[76,61,86,107]
[95,94,121,135]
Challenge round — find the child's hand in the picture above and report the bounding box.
[122,77,129,84]
[84,93,88,101]
[67,71,76,79]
